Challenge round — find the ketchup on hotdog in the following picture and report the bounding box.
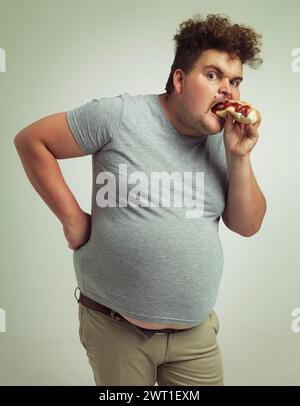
[211,100,258,124]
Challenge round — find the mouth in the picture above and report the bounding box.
[210,107,224,121]
[210,111,224,123]
[210,100,231,115]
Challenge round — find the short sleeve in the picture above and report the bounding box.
[66,95,123,154]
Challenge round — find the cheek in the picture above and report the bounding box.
[233,89,240,100]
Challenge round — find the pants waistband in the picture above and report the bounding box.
[75,289,193,339]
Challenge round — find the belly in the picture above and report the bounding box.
[77,216,223,326]
[120,314,197,329]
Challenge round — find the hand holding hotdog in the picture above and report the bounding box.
[215,100,262,158]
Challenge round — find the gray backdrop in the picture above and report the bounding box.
[1,0,300,385]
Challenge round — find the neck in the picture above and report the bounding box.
[159,93,192,136]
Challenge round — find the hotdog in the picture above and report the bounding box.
[211,100,258,124]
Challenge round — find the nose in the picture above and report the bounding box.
[218,78,232,99]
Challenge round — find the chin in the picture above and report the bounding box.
[203,122,224,135]
[204,115,224,135]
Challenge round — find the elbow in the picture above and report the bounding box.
[225,222,261,237]
[241,200,267,237]
[237,218,265,237]
[14,131,26,150]
[14,131,37,154]
[227,200,267,238]
[238,225,261,238]
[224,217,264,237]
[14,134,24,157]
[14,133,20,146]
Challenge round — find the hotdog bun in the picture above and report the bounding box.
[212,100,258,124]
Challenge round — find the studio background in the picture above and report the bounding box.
[1,0,299,385]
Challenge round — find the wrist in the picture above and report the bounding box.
[226,151,250,164]
[61,207,86,229]
[225,153,251,177]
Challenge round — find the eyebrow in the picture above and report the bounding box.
[203,64,243,82]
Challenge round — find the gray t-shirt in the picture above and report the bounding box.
[66,93,228,325]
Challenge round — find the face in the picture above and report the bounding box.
[170,49,243,136]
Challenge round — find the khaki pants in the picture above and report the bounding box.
[78,303,223,386]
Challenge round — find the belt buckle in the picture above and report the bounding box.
[110,310,123,321]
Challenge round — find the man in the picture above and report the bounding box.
[14,14,266,386]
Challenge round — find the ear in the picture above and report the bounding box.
[173,69,185,93]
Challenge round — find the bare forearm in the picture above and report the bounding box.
[14,136,82,226]
[223,154,266,236]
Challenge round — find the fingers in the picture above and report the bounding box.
[224,112,235,136]
[246,123,260,141]
[239,122,245,133]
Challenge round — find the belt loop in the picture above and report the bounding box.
[74,287,80,303]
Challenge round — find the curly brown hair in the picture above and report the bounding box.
[165,14,263,94]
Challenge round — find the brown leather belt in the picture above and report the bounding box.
[77,290,193,337]
[79,292,121,318]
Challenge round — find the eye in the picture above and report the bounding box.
[207,71,219,80]
[230,80,241,87]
